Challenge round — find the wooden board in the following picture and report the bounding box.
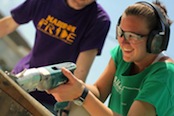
[0,70,54,116]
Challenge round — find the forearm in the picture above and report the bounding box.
[83,91,120,116]
[74,67,90,82]
[85,84,100,98]
[0,16,18,38]
[74,49,98,82]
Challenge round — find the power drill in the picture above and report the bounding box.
[6,62,76,111]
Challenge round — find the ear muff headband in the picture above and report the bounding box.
[137,1,170,53]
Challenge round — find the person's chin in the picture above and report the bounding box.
[123,56,132,63]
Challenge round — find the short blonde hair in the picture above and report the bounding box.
[124,1,171,32]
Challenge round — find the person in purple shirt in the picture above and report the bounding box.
[0,0,110,115]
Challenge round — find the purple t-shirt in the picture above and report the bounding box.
[10,0,110,106]
[11,0,110,74]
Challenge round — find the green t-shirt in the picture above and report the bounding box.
[108,46,174,116]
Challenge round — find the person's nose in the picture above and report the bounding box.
[118,35,129,44]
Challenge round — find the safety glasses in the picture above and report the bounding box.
[116,26,148,44]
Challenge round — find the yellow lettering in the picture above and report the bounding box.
[62,23,68,29]
[52,19,58,25]
[71,26,76,32]
[46,15,54,22]
[57,21,68,29]
[60,30,68,39]
[37,19,48,28]
[37,15,77,44]
[66,33,76,43]
[66,25,76,32]
[44,23,55,35]
[55,27,62,36]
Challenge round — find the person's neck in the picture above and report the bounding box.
[130,54,159,75]
[66,0,94,10]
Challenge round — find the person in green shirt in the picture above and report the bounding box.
[48,1,174,116]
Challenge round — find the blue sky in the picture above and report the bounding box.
[0,0,174,105]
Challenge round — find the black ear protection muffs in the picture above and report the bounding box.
[117,1,170,54]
